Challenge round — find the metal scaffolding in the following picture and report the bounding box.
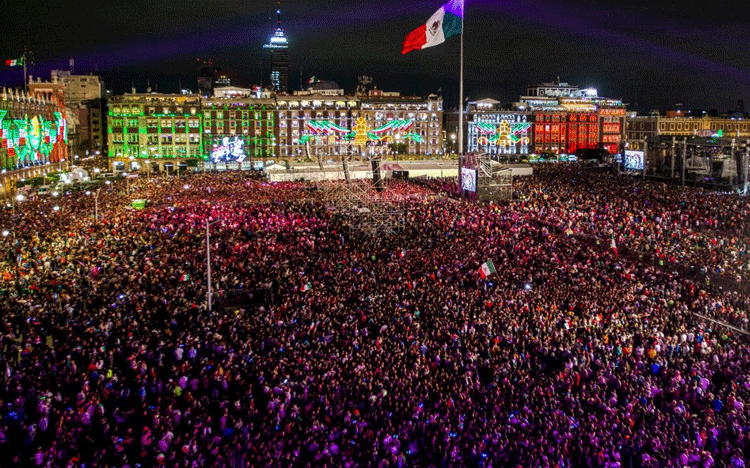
[644,136,750,190]
[465,152,513,201]
[320,179,405,236]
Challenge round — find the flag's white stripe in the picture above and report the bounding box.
[422,7,447,49]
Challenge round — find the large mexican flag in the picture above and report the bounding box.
[402,0,463,55]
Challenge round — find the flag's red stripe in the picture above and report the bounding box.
[402,25,427,55]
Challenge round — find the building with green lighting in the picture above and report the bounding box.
[107,89,445,173]
[108,94,203,173]
[0,83,69,195]
[202,96,277,162]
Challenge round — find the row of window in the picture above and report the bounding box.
[602,124,621,133]
[568,115,598,122]
[660,122,750,132]
[111,106,200,116]
[535,137,566,142]
[205,111,272,119]
[141,120,201,129]
[113,101,441,117]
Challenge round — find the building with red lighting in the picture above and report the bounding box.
[566,112,599,153]
[532,111,568,154]
[516,79,626,156]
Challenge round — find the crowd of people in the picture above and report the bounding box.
[0,166,748,468]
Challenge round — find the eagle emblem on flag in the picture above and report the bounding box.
[428,20,442,37]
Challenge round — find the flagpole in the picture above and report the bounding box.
[23,51,28,92]
[457,0,465,197]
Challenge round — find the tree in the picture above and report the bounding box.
[390,142,408,155]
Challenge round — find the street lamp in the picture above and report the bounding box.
[87,188,103,223]
[206,219,220,313]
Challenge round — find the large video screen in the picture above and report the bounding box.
[624,150,644,171]
[211,137,247,163]
[461,168,477,192]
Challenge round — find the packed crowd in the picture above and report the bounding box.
[514,167,750,284]
[0,167,748,468]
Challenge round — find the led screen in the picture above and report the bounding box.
[624,150,644,171]
[211,137,247,163]
[461,168,477,192]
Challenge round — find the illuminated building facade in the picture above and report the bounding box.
[1,84,68,171]
[515,79,626,155]
[359,89,443,156]
[598,107,626,154]
[657,115,750,138]
[276,89,359,159]
[565,112,599,154]
[626,113,750,150]
[107,94,202,172]
[276,89,443,158]
[465,99,530,156]
[531,111,569,154]
[50,70,105,160]
[202,96,276,161]
[264,10,289,93]
[107,88,442,172]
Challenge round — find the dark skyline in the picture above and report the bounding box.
[1,0,748,112]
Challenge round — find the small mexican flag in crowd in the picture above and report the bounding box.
[5,58,23,67]
[301,282,312,292]
[479,259,496,279]
[180,273,190,282]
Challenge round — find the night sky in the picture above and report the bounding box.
[1,0,748,112]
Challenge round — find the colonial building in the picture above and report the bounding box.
[276,88,360,160]
[107,88,443,172]
[531,110,570,155]
[658,115,750,139]
[465,99,531,157]
[50,70,105,160]
[0,85,68,191]
[623,111,750,187]
[624,112,660,151]
[107,93,202,173]
[359,89,443,157]
[517,79,626,155]
[202,95,276,163]
[626,112,750,146]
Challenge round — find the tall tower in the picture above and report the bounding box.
[263,9,289,93]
